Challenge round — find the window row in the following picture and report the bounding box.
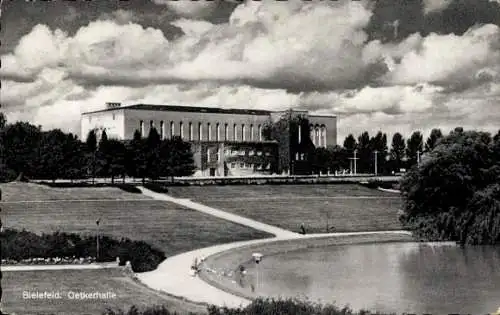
[139,120,264,142]
[229,163,271,170]
[205,148,271,163]
[309,125,327,148]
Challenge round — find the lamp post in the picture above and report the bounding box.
[373,150,379,175]
[354,149,358,175]
[96,218,100,262]
[252,253,263,294]
[348,149,359,175]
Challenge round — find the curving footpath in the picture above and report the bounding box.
[137,187,412,308]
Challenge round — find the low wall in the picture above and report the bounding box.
[166,175,401,186]
[199,232,413,301]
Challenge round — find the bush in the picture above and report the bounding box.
[1,229,165,272]
[143,182,169,193]
[114,183,142,194]
[105,298,395,315]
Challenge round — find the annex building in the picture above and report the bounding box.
[81,102,337,177]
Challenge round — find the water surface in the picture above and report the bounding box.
[240,242,500,314]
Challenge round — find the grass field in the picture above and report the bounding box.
[0,183,272,257]
[0,182,146,201]
[2,268,207,315]
[166,184,404,233]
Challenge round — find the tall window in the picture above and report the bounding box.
[170,121,175,138]
[315,127,320,146]
[224,123,229,141]
[216,123,220,141]
[198,122,203,141]
[233,124,237,141]
[298,123,302,144]
[208,123,212,141]
[258,124,262,141]
[179,121,184,139]
[321,126,327,147]
[160,121,164,139]
[140,120,144,137]
[250,124,254,141]
[189,122,193,141]
[242,124,246,141]
[207,148,211,163]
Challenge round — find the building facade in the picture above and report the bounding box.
[81,103,337,176]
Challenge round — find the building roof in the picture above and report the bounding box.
[82,104,273,116]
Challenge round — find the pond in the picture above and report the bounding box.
[239,242,500,314]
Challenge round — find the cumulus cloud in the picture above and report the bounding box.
[152,0,220,19]
[422,0,453,15]
[1,0,378,91]
[381,24,500,88]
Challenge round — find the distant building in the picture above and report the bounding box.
[81,102,337,177]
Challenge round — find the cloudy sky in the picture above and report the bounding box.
[1,0,499,142]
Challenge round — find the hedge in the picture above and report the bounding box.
[0,229,165,272]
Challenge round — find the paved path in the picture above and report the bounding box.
[137,187,412,308]
[138,187,298,238]
[2,262,118,272]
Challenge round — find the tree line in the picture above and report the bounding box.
[263,112,447,175]
[0,113,195,183]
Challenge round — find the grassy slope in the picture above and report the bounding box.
[167,184,404,233]
[2,268,207,315]
[0,183,272,256]
[0,182,149,201]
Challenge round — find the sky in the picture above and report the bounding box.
[1,0,499,143]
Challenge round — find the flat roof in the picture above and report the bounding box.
[82,104,273,116]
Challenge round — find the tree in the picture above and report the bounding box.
[2,122,42,178]
[356,131,372,174]
[146,128,162,181]
[166,136,196,179]
[425,128,443,152]
[343,134,357,152]
[96,130,110,178]
[37,130,67,181]
[106,139,127,184]
[399,129,499,245]
[370,131,389,174]
[342,134,357,174]
[389,132,406,173]
[86,129,98,183]
[62,134,86,181]
[406,131,424,168]
[126,130,147,183]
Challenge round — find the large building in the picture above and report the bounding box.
[81,103,337,176]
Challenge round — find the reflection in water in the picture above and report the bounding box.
[241,242,500,314]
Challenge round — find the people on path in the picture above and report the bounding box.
[300,223,306,235]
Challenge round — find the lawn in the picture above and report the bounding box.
[0,182,147,201]
[0,182,272,257]
[2,268,207,315]
[166,184,404,233]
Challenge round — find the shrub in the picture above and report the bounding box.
[105,298,396,315]
[1,229,165,272]
[114,183,142,194]
[143,182,169,193]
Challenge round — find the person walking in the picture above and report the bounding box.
[300,223,306,235]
